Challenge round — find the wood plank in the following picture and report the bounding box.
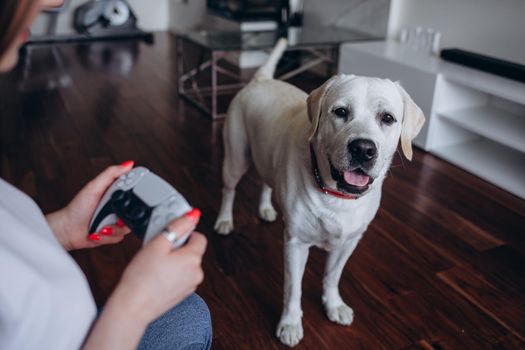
[437,265,525,341]
[393,153,525,253]
[383,174,504,252]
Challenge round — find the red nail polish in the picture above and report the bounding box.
[116,218,125,227]
[120,160,134,168]
[89,233,101,241]
[185,208,202,221]
[100,227,113,236]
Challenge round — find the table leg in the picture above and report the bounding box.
[177,36,184,93]
[211,51,218,119]
[329,46,339,76]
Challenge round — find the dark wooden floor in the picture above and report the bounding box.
[1,33,524,350]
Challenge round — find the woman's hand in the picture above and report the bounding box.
[46,161,134,251]
[115,210,206,322]
[82,212,207,350]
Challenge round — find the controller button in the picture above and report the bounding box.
[128,171,135,177]
[128,205,147,221]
[165,213,176,223]
[111,189,125,201]
[125,179,133,186]
[116,181,124,188]
[153,215,163,225]
[111,190,131,208]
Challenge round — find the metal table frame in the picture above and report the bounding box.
[176,35,338,120]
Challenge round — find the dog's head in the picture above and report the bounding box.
[307,74,425,197]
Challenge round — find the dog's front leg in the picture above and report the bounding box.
[276,236,310,347]
[322,236,361,326]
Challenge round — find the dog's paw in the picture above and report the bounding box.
[214,219,234,235]
[259,206,277,222]
[326,303,354,326]
[276,322,303,347]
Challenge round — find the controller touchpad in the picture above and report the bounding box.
[133,174,173,206]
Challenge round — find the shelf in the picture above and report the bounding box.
[432,138,525,199]
[438,105,525,153]
[441,61,525,106]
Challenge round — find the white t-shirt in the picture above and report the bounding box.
[0,178,96,349]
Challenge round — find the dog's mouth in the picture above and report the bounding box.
[329,162,375,195]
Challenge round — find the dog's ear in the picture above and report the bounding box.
[396,83,425,161]
[307,75,342,141]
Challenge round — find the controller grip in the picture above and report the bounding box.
[89,200,115,233]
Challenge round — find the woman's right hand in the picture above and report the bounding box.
[82,211,207,350]
[115,210,207,323]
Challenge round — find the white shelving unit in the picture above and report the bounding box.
[432,140,525,197]
[339,41,525,199]
[437,105,525,153]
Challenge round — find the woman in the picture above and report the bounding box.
[0,1,211,349]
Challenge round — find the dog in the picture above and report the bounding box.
[214,39,425,347]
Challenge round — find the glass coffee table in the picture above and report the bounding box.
[176,26,379,119]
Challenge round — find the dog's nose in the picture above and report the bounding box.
[348,139,377,164]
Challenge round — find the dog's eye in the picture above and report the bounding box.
[381,113,396,125]
[333,107,348,118]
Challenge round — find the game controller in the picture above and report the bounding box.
[89,166,193,247]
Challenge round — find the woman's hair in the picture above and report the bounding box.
[0,0,36,60]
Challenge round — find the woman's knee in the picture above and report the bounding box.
[178,294,212,343]
[138,294,212,350]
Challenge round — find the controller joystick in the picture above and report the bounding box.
[111,189,129,206]
[89,166,193,246]
[129,205,147,220]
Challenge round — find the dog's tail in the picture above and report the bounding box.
[253,38,288,81]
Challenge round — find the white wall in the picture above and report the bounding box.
[388,0,525,65]
[32,0,169,35]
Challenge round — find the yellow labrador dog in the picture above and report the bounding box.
[215,39,425,347]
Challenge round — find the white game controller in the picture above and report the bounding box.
[89,166,193,247]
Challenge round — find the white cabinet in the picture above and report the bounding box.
[339,41,525,199]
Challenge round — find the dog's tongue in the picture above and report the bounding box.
[343,171,370,187]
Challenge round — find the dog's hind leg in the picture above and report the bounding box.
[214,104,250,235]
[259,184,277,222]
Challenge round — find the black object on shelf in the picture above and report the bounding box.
[440,48,525,84]
[207,0,286,22]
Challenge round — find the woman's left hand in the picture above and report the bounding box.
[46,161,134,251]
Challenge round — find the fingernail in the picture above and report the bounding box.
[120,160,134,168]
[89,233,101,241]
[185,208,202,221]
[100,227,113,236]
[116,218,125,227]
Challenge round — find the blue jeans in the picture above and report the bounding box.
[137,294,212,350]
